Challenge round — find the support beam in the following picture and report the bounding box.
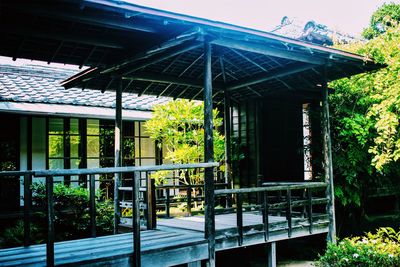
[62,28,202,88]
[203,40,216,267]
[227,63,315,91]
[124,73,224,90]
[211,38,326,65]
[221,57,232,196]
[267,242,276,267]
[121,42,202,76]
[322,66,336,243]
[114,79,123,234]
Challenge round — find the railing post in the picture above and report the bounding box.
[286,189,292,238]
[146,172,156,230]
[187,179,192,216]
[114,78,123,235]
[236,194,243,246]
[262,191,269,241]
[166,188,170,218]
[90,174,96,237]
[23,173,32,247]
[307,188,313,234]
[46,175,55,267]
[133,171,141,267]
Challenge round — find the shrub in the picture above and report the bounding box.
[317,227,400,267]
[0,221,42,248]
[0,183,114,248]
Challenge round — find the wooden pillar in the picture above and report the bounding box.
[203,39,216,267]
[322,67,336,243]
[114,79,123,234]
[267,242,276,267]
[224,91,232,189]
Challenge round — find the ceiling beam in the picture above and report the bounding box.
[211,37,326,65]
[62,28,202,88]
[227,63,316,91]
[121,41,202,76]
[124,72,224,90]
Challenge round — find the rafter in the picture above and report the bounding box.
[211,37,326,65]
[124,73,224,90]
[227,63,316,91]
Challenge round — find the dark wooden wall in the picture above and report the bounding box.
[231,95,322,189]
[259,97,304,182]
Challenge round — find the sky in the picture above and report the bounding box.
[129,0,400,36]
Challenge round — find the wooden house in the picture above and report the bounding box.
[0,1,384,266]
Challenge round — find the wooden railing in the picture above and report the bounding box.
[214,182,328,245]
[0,170,34,248]
[154,182,228,217]
[0,162,219,267]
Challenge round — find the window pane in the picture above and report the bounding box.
[49,159,63,169]
[123,121,134,136]
[100,158,114,168]
[70,158,81,169]
[49,135,63,157]
[70,135,80,157]
[87,119,99,135]
[123,138,134,159]
[141,121,150,137]
[135,137,140,158]
[87,136,99,157]
[123,159,134,167]
[70,119,79,135]
[49,118,63,134]
[88,158,99,168]
[141,138,155,157]
[141,158,155,166]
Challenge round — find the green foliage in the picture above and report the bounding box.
[144,99,225,185]
[317,228,400,266]
[0,183,114,248]
[362,3,400,39]
[95,199,114,235]
[0,221,42,248]
[330,18,400,208]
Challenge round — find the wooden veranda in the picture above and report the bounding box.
[0,1,384,266]
[0,165,329,267]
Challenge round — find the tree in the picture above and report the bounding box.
[362,2,400,39]
[144,99,225,185]
[330,12,400,222]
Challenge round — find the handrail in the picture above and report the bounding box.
[215,182,327,195]
[213,182,328,243]
[4,163,218,267]
[33,162,220,177]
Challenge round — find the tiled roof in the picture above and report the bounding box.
[0,64,171,111]
[270,16,357,45]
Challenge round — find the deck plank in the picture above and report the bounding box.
[0,213,329,267]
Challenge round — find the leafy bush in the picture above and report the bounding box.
[0,221,43,248]
[317,228,400,267]
[0,183,114,248]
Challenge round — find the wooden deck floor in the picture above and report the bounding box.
[158,212,329,250]
[0,212,329,266]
